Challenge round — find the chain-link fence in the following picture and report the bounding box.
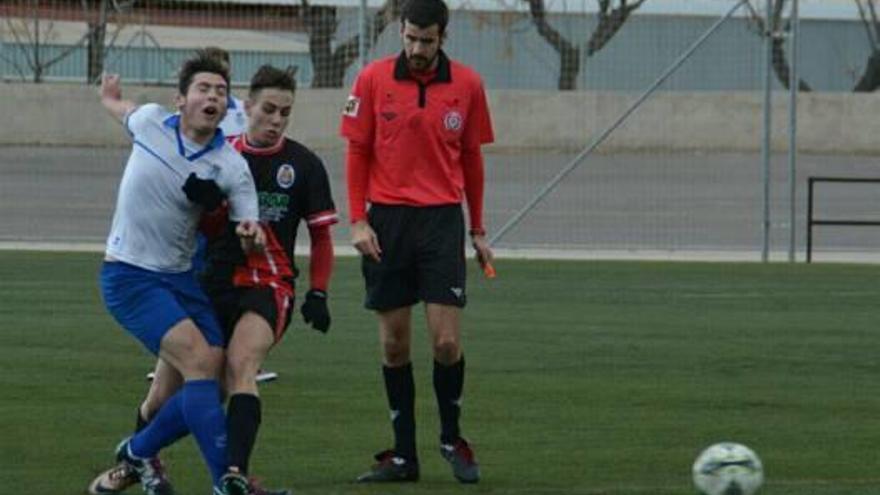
[3,0,880,260]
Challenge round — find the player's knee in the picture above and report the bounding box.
[382,343,410,366]
[432,338,460,365]
[225,349,259,383]
[184,345,223,379]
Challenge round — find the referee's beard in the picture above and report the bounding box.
[407,53,438,73]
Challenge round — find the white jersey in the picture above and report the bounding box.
[220,95,248,138]
[105,103,258,273]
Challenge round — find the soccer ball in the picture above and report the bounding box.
[692,442,764,495]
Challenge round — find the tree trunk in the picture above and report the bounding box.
[559,46,580,90]
[306,5,339,88]
[304,0,401,88]
[852,0,880,91]
[86,21,106,83]
[765,0,811,91]
[85,0,110,84]
[771,34,811,91]
[525,0,645,90]
[854,50,880,91]
[525,0,580,90]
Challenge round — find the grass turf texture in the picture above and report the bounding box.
[2,250,879,494]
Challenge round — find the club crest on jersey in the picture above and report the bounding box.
[443,110,463,131]
[343,95,360,117]
[276,164,296,189]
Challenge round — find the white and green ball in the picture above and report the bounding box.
[692,442,763,495]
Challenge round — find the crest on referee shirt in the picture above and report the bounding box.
[276,164,296,189]
[343,96,361,117]
[443,110,463,131]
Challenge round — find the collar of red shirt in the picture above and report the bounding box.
[393,49,452,84]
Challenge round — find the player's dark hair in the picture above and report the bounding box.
[401,0,449,34]
[178,51,230,95]
[202,46,231,65]
[249,64,297,98]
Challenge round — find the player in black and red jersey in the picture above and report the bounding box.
[203,63,338,495]
[88,64,336,495]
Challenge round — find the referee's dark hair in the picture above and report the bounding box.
[401,0,449,34]
[178,51,230,95]
[249,64,298,98]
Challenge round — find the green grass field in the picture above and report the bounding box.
[3,250,880,495]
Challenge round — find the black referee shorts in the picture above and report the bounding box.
[362,204,467,311]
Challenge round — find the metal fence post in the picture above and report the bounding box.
[788,0,800,262]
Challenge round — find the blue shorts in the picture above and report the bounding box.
[100,261,224,355]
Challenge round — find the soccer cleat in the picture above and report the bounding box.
[150,370,278,384]
[115,437,175,495]
[87,462,139,494]
[255,369,279,384]
[440,438,480,484]
[220,472,250,495]
[355,449,419,483]
[247,477,292,495]
[220,471,291,495]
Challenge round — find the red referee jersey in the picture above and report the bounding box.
[340,51,494,211]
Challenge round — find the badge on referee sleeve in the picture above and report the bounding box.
[343,95,361,117]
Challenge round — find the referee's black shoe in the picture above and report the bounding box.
[355,450,419,482]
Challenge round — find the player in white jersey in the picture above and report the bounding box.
[221,94,248,138]
[94,52,264,495]
[147,46,278,385]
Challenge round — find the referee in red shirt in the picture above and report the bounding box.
[340,0,494,485]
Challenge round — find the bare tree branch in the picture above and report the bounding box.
[855,0,877,48]
[587,0,646,56]
[522,0,644,90]
[745,0,811,91]
[302,0,400,87]
[853,0,880,91]
[0,50,29,81]
[6,18,39,75]
[866,0,880,45]
[42,32,89,69]
[524,0,580,90]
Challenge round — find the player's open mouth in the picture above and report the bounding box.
[203,107,219,117]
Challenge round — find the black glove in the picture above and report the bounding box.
[182,172,224,211]
[301,289,330,333]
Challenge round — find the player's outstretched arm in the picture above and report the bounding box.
[99,73,136,123]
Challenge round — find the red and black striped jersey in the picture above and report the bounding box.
[202,135,337,292]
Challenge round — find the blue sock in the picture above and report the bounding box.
[180,379,228,487]
[129,392,188,458]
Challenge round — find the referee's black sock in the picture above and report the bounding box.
[434,356,465,445]
[383,363,417,460]
[227,393,262,475]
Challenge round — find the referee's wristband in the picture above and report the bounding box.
[469,228,486,237]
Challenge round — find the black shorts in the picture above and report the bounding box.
[363,204,466,311]
[207,286,294,344]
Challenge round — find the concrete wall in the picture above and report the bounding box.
[1,82,878,154]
